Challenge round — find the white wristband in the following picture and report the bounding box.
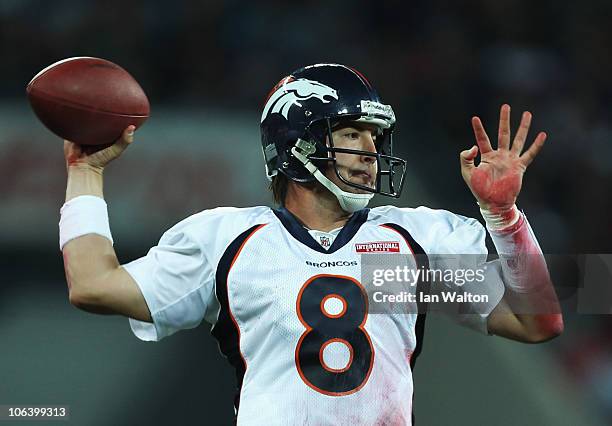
[59,195,114,250]
[479,204,520,231]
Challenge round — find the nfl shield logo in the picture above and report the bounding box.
[319,236,331,248]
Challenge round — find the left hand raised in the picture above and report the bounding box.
[460,104,547,211]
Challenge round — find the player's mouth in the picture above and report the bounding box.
[350,169,374,187]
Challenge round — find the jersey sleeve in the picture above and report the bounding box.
[377,206,505,334]
[123,218,216,342]
[426,210,505,335]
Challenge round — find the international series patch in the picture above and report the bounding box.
[355,241,400,253]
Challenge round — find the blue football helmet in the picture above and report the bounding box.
[260,63,406,211]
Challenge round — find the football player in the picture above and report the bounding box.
[61,64,563,425]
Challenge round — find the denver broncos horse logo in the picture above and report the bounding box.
[261,78,338,122]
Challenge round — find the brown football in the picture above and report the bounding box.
[26,57,150,145]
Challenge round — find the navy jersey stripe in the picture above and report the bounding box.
[380,223,429,366]
[381,223,429,426]
[211,223,266,413]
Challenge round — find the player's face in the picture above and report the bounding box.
[325,122,379,193]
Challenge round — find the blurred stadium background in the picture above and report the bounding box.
[1,0,611,424]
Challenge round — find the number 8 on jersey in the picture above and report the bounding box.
[295,274,374,396]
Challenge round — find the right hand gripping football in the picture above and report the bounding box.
[64,125,135,172]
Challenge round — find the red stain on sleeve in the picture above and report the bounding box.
[493,214,564,337]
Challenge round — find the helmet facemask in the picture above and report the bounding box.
[290,117,407,212]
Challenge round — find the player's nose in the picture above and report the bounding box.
[361,131,377,163]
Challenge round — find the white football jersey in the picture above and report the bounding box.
[124,205,504,425]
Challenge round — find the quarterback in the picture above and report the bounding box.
[61,64,563,425]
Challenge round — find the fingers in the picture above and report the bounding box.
[512,111,532,154]
[116,125,135,149]
[520,131,547,167]
[471,117,493,154]
[63,138,81,154]
[63,140,74,170]
[460,145,479,174]
[101,125,135,160]
[63,140,71,157]
[76,125,136,169]
[498,104,511,150]
[104,125,135,156]
[63,139,85,169]
[62,126,136,173]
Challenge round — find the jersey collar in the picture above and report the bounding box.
[273,207,369,254]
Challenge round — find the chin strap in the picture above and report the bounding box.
[291,139,373,213]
